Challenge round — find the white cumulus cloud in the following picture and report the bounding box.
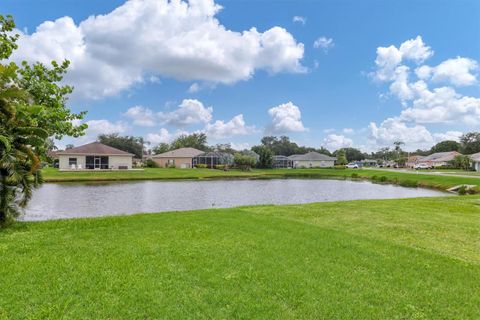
[313,36,334,52]
[11,0,305,99]
[323,134,353,151]
[124,106,156,127]
[205,114,255,139]
[267,102,307,134]
[292,16,306,25]
[159,99,213,127]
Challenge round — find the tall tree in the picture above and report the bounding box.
[460,132,480,154]
[253,145,273,169]
[0,15,86,225]
[152,143,170,155]
[97,133,144,158]
[431,140,461,153]
[170,133,208,151]
[336,149,347,165]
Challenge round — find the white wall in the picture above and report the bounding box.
[109,156,133,169]
[293,160,335,168]
[58,155,132,170]
[59,155,86,170]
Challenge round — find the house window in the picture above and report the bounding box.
[68,158,77,166]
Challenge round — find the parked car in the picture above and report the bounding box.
[414,163,431,170]
[346,163,359,169]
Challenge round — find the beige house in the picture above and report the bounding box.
[288,152,336,168]
[152,147,204,168]
[57,142,134,170]
[418,151,461,168]
[470,152,480,172]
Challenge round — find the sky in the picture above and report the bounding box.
[2,0,480,152]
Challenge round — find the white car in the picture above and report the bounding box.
[414,163,431,170]
[346,163,359,169]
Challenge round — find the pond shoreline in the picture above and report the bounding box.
[42,169,477,194]
[26,178,449,221]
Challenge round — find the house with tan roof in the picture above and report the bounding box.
[470,152,480,172]
[417,151,461,168]
[56,142,134,170]
[152,147,204,168]
[288,152,337,168]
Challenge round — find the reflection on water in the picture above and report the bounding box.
[25,179,447,221]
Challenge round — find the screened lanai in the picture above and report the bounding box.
[273,155,293,169]
[192,152,234,168]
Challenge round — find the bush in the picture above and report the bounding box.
[334,165,346,170]
[195,164,207,169]
[351,173,359,179]
[399,180,418,188]
[214,165,226,170]
[234,153,256,171]
[379,176,388,182]
[143,159,159,168]
[458,185,467,195]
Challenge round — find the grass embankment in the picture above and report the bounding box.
[42,167,480,191]
[1,196,479,318]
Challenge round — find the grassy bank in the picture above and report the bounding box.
[42,167,480,191]
[1,196,479,318]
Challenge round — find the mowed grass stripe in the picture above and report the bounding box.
[0,197,479,319]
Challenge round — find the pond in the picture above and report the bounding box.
[24,179,448,221]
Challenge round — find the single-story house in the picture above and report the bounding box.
[406,155,425,168]
[152,147,204,168]
[56,142,134,170]
[273,155,293,169]
[418,151,462,168]
[470,152,480,172]
[288,152,336,168]
[192,152,234,168]
[360,159,378,167]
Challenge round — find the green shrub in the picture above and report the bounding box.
[351,173,359,179]
[379,176,388,182]
[334,165,346,170]
[371,175,378,181]
[214,165,226,170]
[458,185,467,195]
[399,180,418,188]
[195,164,207,169]
[144,159,159,168]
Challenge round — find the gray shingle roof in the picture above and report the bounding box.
[288,152,336,161]
[420,151,461,162]
[152,147,204,158]
[57,142,134,156]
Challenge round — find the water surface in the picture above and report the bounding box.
[25,179,447,221]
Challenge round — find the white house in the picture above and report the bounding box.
[417,151,461,168]
[56,142,134,170]
[288,152,336,168]
[470,152,480,172]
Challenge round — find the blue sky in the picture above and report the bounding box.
[3,0,480,151]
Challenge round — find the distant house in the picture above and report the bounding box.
[152,147,204,168]
[288,152,336,168]
[470,152,480,172]
[406,155,425,168]
[360,159,378,167]
[192,152,234,168]
[57,142,134,170]
[418,151,461,168]
[273,155,293,169]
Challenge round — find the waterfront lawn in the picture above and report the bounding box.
[42,167,480,191]
[1,196,479,319]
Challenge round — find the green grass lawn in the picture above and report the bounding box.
[42,167,480,191]
[1,196,479,319]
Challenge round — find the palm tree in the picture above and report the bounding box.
[0,64,48,225]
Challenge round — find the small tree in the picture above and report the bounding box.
[255,146,273,169]
[449,155,471,171]
[336,149,347,165]
[234,153,256,171]
[152,143,170,155]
